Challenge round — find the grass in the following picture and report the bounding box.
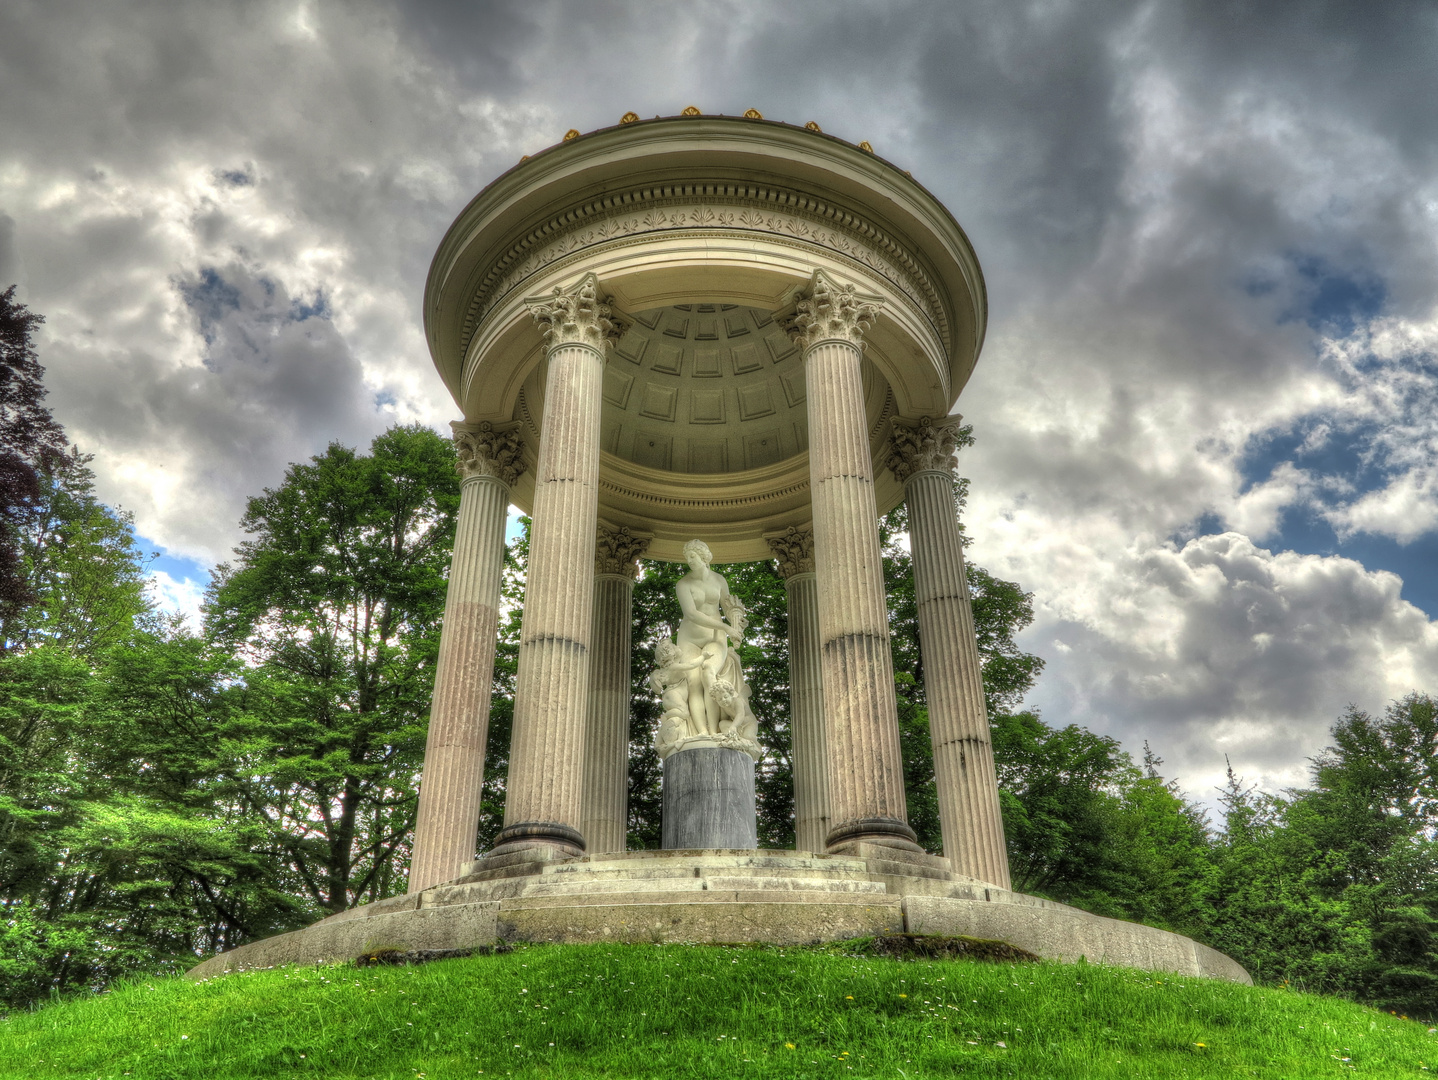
[1,941,1435,1078]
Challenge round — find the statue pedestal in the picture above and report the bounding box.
[662,747,758,849]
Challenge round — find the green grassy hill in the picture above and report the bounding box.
[1,941,1433,1079]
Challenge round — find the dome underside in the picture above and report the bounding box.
[605,303,804,474]
[597,302,889,478]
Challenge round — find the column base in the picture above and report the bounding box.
[490,821,586,860]
[827,817,924,854]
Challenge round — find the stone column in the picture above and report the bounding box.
[580,525,649,855]
[493,273,620,858]
[767,525,830,854]
[408,423,524,894]
[787,269,921,854]
[888,416,1011,888]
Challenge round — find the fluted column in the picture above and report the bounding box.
[767,526,830,854]
[494,273,620,857]
[409,423,524,893]
[888,416,1011,887]
[787,269,920,853]
[581,526,650,855]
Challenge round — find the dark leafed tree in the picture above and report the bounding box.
[0,287,68,629]
[205,425,461,914]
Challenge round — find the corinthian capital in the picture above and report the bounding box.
[886,415,972,484]
[595,524,650,579]
[783,269,884,351]
[524,272,624,353]
[765,525,815,579]
[452,421,526,486]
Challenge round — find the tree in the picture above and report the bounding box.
[0,448,151,658]
[204,425,461,913]
[0,287,67,625]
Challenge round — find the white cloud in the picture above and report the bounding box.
[146,569,208,631]
[1005,532,1438,804]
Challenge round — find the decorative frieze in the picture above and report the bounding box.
[524,273,624,354]
[784,270,885,352]
[453,421,526,486]
[462,185,946,358]
[766,525,815,579]
[886,415,971,484]
[595,524,651,578]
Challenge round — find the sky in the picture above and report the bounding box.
[2,0,1436,812]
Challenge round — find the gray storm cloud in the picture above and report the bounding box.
[2,0,1435,801]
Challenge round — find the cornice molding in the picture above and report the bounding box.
[460,183,947,361]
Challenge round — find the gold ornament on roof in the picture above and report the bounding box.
[859,141,874,153]
[681,106,702,117]
[804,121,822,132]
[620,112,639,124]
[743,108,763,119]
[563,129,580,141]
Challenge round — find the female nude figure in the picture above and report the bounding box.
[674,539,746,737]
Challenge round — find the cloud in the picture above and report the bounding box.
[146,568,208,631]
[0,0,544,561]
[1014,532,1438,801]
[2,0,1436,804]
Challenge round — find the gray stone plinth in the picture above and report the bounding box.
[662,748,757,850]
[187,848,1252,983]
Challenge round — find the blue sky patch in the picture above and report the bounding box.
[289,289,331,322]
[1286,253,1386,337]
[177,267,242,342]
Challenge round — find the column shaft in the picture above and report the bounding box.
[408,424,519,894]
[905,469,1012,887]
[497,340,605,855]
[785,571,830,854]
[581,574,635,854]
[805,336,918,851]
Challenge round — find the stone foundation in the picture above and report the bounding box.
[188,849,1250,984]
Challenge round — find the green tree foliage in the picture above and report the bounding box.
[204,425,460,912]
[0,449,151,658]
[1203,696,1438,1019]
[0,286,68,620]
[993,713,1211,933]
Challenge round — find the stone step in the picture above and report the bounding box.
[514,875,887,898]
[495,896,904,946]
[543,863,874,884]
[571,852,867,872]
[500,889,896,909]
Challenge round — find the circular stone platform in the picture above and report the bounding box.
[187,848,1249,984]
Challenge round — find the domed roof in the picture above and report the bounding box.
[423,113,987,561]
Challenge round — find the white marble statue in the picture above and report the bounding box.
[650,539,762,761]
